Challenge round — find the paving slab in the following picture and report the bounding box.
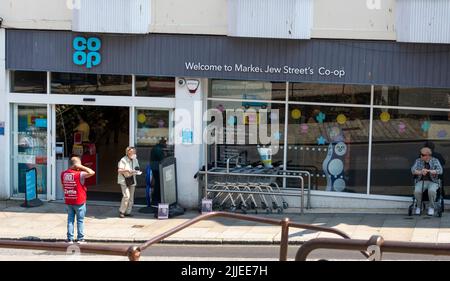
[1,201,450,245]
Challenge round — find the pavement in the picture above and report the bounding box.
[1,200,450,244]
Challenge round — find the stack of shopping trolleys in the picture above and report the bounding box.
[203,165,290,214]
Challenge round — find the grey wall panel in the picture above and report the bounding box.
[6,29,450,88]
[73,0,151,34]
[397,0,450,44]
[228,0,312,39]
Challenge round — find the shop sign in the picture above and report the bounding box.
[201,199,212,214]
[25,168,37,200]
[72,36,102,69]
[185,62,346,78]
[20,168,43,208]
[0,122,4,136]
[157,203,169,219]
[182,128,193,144]
[186,79,200,94]
[35,118,47,128]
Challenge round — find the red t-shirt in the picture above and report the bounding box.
[61,169,87,205]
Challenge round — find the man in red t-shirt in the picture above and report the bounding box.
[61,156,95,243]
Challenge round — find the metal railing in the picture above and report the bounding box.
[10,212,450,261]
[199,170,308,213]
[0,211,355,261]
[295,235,450,261]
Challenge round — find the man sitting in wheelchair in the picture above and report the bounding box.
[411,147,443,216]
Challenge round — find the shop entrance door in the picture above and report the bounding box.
[53,106,175,204]
[10,104,52,200]
[55,105,130,202]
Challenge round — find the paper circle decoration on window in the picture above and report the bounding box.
[137,113,146,123]
[328,159,344,176]
[380,112,390,122]
[334,142,347,156]
[291,109,301,120]
[336,114,347,125]
[333,178,346,192]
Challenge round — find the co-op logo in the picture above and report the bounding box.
[72,36,101,69]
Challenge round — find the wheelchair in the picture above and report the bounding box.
[408,175,445,217]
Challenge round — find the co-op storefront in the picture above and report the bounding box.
[3,29,450,209]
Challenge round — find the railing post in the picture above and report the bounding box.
[279,218,290,261]
[366,235,384,261]
[127,246,141,261]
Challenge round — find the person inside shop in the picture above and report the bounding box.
[117,146,141,218]
[74,114,90,143]
[411,147,443,216]
[150,138,167,208]
[103,107,120,145]
[61,156,95,244]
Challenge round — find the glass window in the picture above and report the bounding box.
[51,73,132,96]
[207,100,286,176]
[136,109,172,147]
[10,71,47,94]
[286,105,370,193]
[210,80,286,101]
[289,83,371,104]
[135,109,174,188]
[11,105,48,197]
[370,108,450,197]
[135,76,175,97]
[374,86,450,109]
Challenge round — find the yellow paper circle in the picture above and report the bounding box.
[380,112,391,122]
[291,109,301,120]
[137,113,147,123]
[336,114,347,125]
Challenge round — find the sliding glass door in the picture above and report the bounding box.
[11,104,51,200]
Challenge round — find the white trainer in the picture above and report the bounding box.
[415,207,421,215]
[427,207,435,216]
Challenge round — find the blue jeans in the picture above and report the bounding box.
[145,184,152,207]
[66,203,86,241]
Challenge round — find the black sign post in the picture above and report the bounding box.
[20,168,43,208]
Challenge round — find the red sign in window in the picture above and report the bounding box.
[81,154,96,186]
